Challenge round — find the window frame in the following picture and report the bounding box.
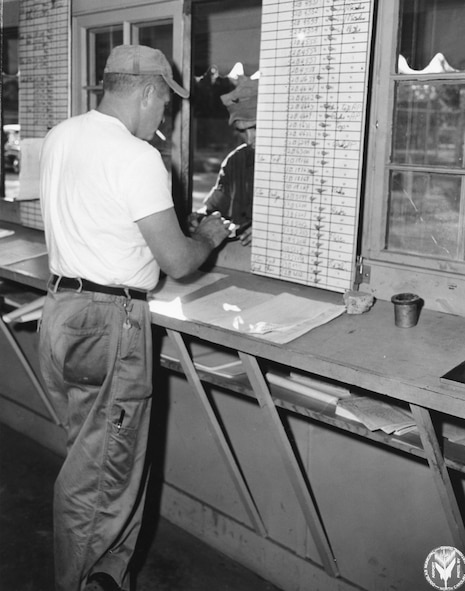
[71,2,188,203]
[362,0,465,313]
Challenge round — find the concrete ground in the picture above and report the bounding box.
[0,422,281,591]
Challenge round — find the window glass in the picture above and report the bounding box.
[86,27,124,110]
[2,27,19,199]
[85,22,174,172]
[135,21,174,172]
[190,0,261,215]
[398,0,465,72]
[387,171,461,259]
[392,82,465,168]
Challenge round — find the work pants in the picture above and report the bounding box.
[39,288,153,591]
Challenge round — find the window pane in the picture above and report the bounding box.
[133,22,174,172]
[2,28,19,199]
[399,0,465,72]
[87,27,123,109]
[386,171,461,260]
[137,22,172,61]
[191,0,261,213]
[392,82,465,167]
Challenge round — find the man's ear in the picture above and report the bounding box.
[141,82,155,105]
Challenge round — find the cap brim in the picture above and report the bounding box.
[164,76,189,99]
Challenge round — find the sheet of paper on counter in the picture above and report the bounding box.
[167,286,345,344]
[179,285,271,323]
[149,270,227,301]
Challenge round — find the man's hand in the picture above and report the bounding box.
[239,225,252,246]
[193,211,231,248]
[187,212,202,234]
[137,208,229,279]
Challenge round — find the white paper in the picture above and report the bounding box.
[181,286,272,324]
[266,372,340,406]
[150,271,226,302]
[210,292,345,343]
[178,288,345,344]
[18,138,44,200]
[336,396,415,433]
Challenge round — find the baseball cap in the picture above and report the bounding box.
[104,44,189,99]
[221,76,258,125]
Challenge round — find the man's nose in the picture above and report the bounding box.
[245,129,255,143]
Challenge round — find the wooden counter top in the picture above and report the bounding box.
[150,270,465,419]
[0,221,48,291]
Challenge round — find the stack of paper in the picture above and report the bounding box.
[179,287,345,344]
[160,338,245,379]
[289,371,350,398]
[266,371,350,406]
[335,396,416,435]
[442,422,465,445]
[0,229,14,239]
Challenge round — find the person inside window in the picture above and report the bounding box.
[190,75,258,246]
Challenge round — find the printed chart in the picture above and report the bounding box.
[252,0,374,291]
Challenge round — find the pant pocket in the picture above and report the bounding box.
[63,302,110,386]
[104,398,151,493]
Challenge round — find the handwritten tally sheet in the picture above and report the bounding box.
[252,0,374,292]
[151,285,345,344]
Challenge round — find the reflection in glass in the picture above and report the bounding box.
[392,82,465,167]
[399,0,465,72]
[191,0,261,214]
[136,22,174,172]
[87,27,124,110]
[87,23,174,173]
[2,26,19,199]
[386,171,461,259]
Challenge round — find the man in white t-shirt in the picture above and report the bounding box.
[39,45,230,591]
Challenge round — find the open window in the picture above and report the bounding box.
[189,0,262,219]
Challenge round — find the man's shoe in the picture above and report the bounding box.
[84,572,121,591]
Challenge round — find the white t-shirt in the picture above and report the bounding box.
[40,110,174,290]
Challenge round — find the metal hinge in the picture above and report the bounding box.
[353,256,371,289]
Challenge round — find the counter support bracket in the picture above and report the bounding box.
[166,329,267,537]
[0,314,61,427]
[239,352,339,577]
[410,403,465,550]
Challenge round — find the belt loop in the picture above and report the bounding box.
[123,287,131,301]
[76,278,83,293]
[50,275,60,293]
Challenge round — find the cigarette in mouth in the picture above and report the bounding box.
[156,129,166,141]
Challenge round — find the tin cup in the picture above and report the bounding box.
[391,293,421,328]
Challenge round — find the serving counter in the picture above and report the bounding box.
[1,221,465,591]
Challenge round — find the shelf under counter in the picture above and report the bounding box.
[157,329,465,474]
